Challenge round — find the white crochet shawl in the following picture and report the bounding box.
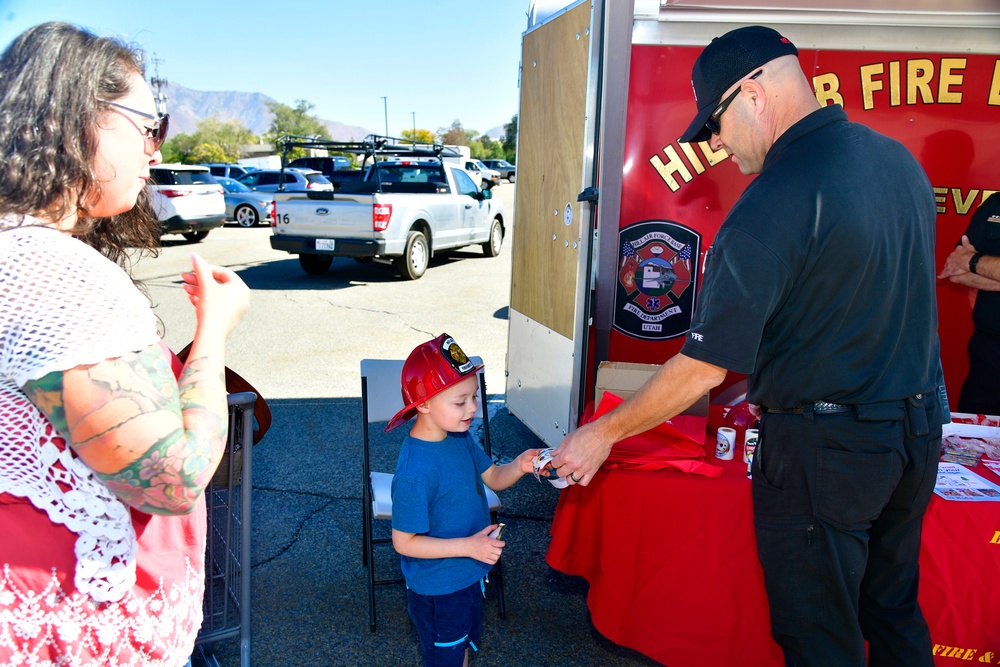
[0,219,159,602]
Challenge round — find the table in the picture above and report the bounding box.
[546,438,1000,667]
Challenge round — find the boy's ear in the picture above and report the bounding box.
[414,401,431,416]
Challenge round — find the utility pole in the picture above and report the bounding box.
[149,54,168,116]
[411,111,416,144]
[380,96,388,137]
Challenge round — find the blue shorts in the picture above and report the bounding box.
[406,580,482,667]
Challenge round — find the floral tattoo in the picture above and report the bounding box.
[23,346,228,515]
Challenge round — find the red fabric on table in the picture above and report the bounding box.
[593,393,721,477]
[547,439,784,667]
[547,439,1000,666]
[918,465,1000,662]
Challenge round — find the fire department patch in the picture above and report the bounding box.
[613,220,700,341]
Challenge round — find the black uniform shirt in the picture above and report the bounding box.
[681,105,940,408]
[963,191,1000,336]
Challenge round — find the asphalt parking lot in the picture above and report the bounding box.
[135,186,660,667]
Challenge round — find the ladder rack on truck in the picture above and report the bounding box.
[275,134,463,193]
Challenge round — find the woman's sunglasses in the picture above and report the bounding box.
[100,100,170,151]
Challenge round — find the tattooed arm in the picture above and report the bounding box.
[22,254,250,516]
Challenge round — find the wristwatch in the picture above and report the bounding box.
[969,253,983,274]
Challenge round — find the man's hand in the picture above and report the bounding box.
[939,236,978,279]
[548,421,613,487]
[549,354,727,487]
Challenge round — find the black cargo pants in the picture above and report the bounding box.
[752,393,942,667]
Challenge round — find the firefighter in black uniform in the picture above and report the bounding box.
[940,191,1000,415]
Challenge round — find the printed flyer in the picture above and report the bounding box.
[934,462,1000,501]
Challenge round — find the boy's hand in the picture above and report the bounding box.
[468,524,505,565]
[516,448,545,474]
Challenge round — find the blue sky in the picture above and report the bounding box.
[0,1,531,136]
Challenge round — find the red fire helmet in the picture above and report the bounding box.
[385,333,483,432]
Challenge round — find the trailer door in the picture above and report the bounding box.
[506,0,600,446]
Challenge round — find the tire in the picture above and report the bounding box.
[393,231,429,280]
[299,253,333,275]
[482,219,503,257]
[508,173,515,183]
[182,230,208,243]
[234,204,259,227]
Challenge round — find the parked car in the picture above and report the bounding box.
[237,168,333,192]
[481,159,516,183]
[148,163,225,242]
[198,162,254,180]
[215,176,273,227]
[287,155,353,177]
[464,159,501,188]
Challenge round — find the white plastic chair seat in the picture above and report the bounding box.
[370,471,501,520]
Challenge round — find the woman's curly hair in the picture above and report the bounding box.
[0,21,160,269]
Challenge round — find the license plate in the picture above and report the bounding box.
[315,239,335,251]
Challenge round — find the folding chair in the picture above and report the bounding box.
[360,357,506,632]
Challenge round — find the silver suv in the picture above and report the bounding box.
[199,162,254,180]
[148,164,226,242]
[237,168,333,192]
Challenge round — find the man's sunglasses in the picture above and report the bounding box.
[100,100,170,151]
[704,69,762,136]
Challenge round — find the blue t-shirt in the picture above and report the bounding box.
[391,431,494,595]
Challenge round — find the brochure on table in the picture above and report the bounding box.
[934,462,1000,501]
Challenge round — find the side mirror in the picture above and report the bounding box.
[479,188,493,200]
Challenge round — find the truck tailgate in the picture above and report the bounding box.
[272,193,374,239]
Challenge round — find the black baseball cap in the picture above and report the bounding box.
[679,26,798,144]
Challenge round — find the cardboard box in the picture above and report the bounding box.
[595,361,709,417]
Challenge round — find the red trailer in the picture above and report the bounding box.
[506,0,999,445]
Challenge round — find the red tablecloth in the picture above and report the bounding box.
[546,440,1000,667]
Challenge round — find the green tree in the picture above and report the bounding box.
[468,138,485,159]
[264,99,330,159]
[401,128,438,144]
[188,142,229,164]
[477,134,505,159]
[196,117,255,160]
[159,133,196,163]
[503,114,518,163]
[158,116,255,164]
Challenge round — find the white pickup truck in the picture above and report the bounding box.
[269,141,505,280]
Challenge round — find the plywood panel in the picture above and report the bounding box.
[511,1,592,339]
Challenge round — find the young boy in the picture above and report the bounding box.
[387,333,540,667]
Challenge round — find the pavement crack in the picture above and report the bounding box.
[249,487,340,569]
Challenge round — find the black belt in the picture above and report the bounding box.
[763,401,853,415]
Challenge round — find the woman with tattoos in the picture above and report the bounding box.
[0,22,250,665]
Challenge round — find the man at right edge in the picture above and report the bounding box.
[550,25,943,667]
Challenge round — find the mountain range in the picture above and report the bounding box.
[160,82,504,142]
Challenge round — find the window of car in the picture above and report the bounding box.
[149,168,214,186]
[260,173,281,185]
[452,167,478,197]
[179,171,215,185]
[219,178,252,193]
[149,169,173,186]
[208,166,225,176]
[305,174,332,186]
[239,173,260,186]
